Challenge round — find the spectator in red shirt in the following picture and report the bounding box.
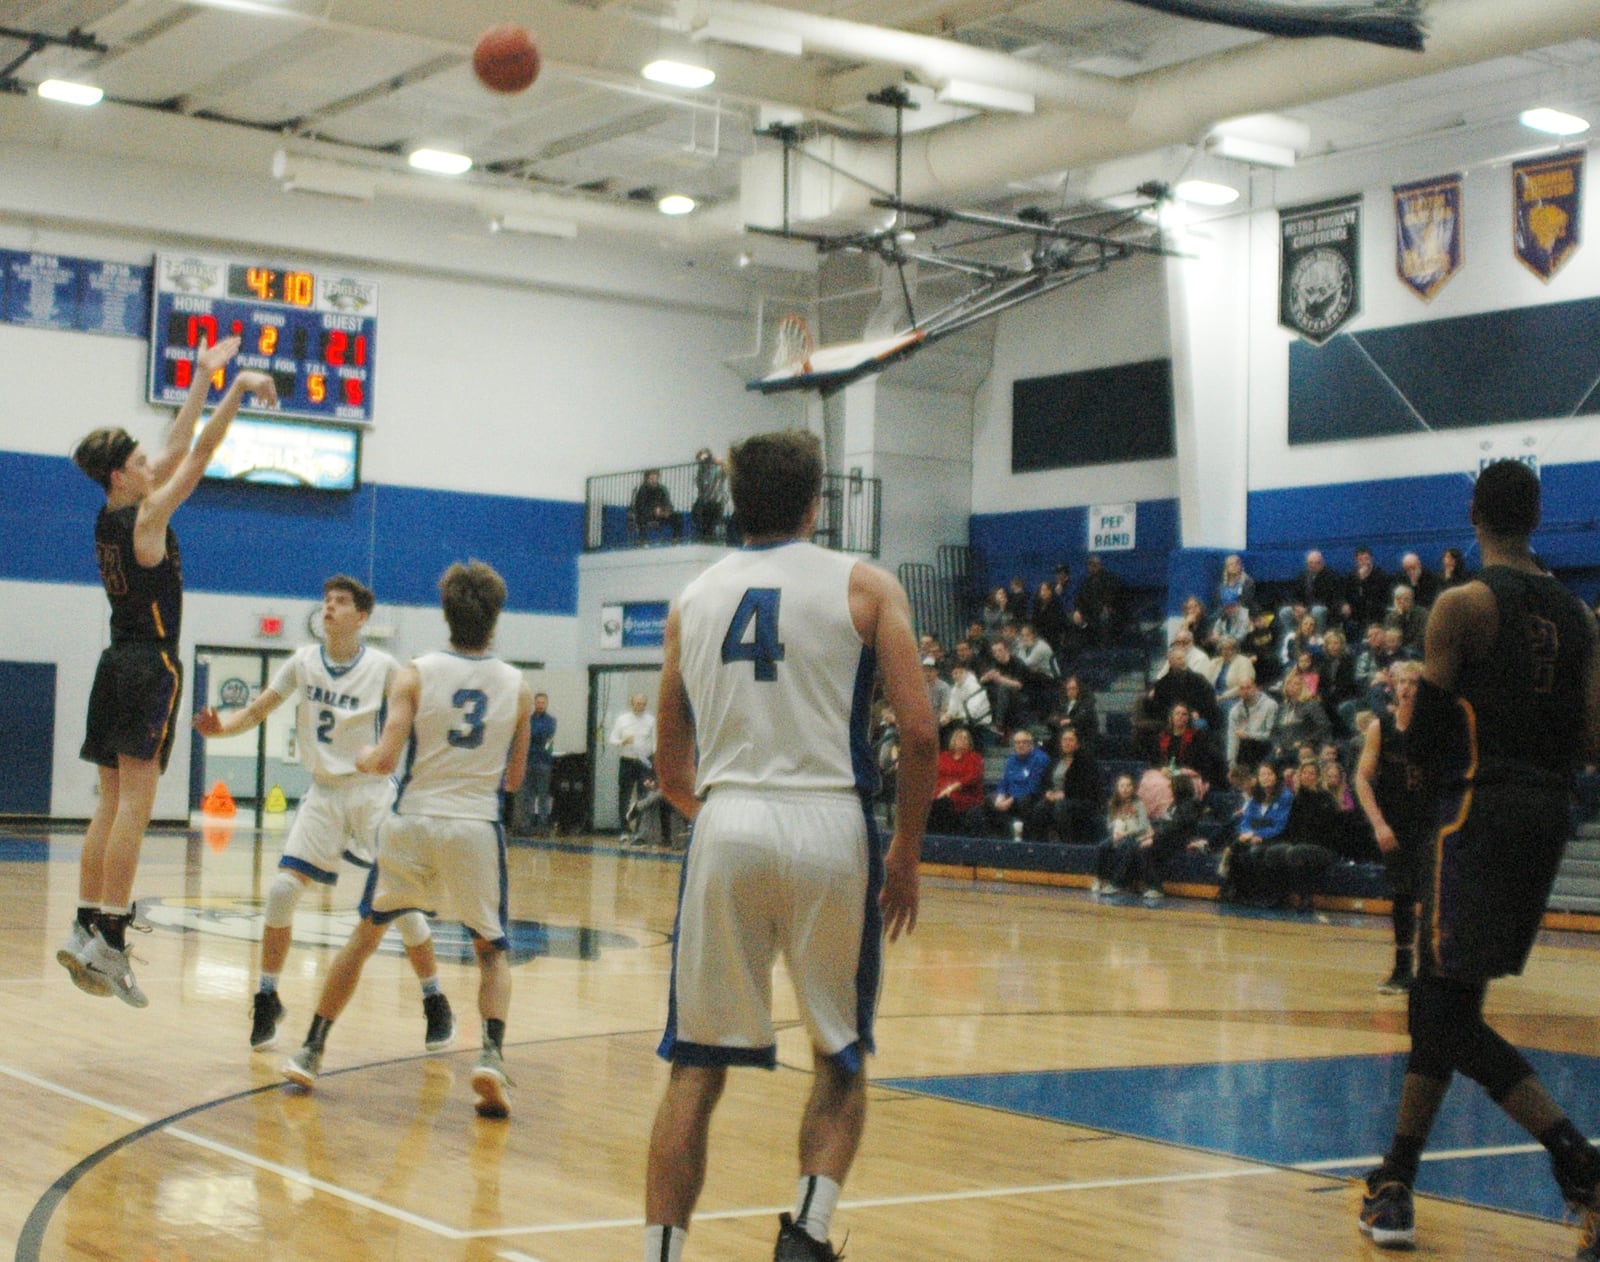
[928,726,985,835]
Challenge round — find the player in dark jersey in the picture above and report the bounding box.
[1359,462,1600,1256]
[59,336,276,1008]
[1354,659,1430,993]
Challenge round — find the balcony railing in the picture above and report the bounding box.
[584,460,881,556]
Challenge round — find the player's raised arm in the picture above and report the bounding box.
[356,664,421,776]
[502,682,536,795]
[655,603,700,823]
[149,336,241,484]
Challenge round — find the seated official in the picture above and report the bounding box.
[983,729,1051,838]
[1028,726,1102,844]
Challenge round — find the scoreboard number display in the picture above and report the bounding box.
[148,253,378,423]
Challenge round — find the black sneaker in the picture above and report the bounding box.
[1358,1168,1416,1249]
[1378,969,1413,995]
[250,990,285,1050]
[423,992,454,1051]
[774,1212,843,1262]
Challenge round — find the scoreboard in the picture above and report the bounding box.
[148,252,378,424]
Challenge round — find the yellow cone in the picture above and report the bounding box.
[264,785,289,814]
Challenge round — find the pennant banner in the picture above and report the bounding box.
[1115,1,1424,50]
[1513,150,1584,282]
[1280,196,1362,345]
[1393,174,1462,301]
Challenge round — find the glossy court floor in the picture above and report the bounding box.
[1,823,1598,1261]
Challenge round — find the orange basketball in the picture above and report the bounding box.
[473,24,540,94]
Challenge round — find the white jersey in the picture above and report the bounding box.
[677,541,872,796]
[395,650,523,821]
[268,645,397,783]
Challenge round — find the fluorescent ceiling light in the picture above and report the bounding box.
[691,17,802,56]
[1520,107,1590,136]
[1206,134,1296,168]
[1174,179,1240,206]
[642,59,716,89]
[935,80,1035,115]
[658,194,697,216]
[407,148,472,175]
[490,211,578,238]
[37,79,103,106]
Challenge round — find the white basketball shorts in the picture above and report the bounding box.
[361,813,509,948]
[279,776,396,884]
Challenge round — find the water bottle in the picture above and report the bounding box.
[1011,818,1024,842]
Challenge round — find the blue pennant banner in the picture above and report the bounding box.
[1394,173,1463,301]
[1513,149,1584,282]
[1115,1,1424,51]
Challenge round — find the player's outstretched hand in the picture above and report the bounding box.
[196,335,242,375]
[235,370,278,406]
[880,835,920,942]
[193,706,224,737]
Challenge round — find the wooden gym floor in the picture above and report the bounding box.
[0,823,1597,1261]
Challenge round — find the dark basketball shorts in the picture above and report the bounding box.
[81,641,184,772]
[1422,779,1568,981]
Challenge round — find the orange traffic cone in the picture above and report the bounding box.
[201,781,237,818]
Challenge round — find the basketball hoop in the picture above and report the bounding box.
[772,314,815,377]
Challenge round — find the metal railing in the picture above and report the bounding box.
[584,461,881,556]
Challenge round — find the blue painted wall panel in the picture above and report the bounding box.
[0,661,55,813]
[969,498,1180,594]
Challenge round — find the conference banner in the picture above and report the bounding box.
[1394,174,1462,301]
[1513,149,1583,281]
[1279,196,1362,345]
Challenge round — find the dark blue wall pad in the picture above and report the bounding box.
[0,662,55,813]
[1013,359,1176,472]
[1290,296,1600,445]
[969,498,1180,593]
[0,449,582,615]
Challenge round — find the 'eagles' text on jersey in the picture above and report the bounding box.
[267,645,396,783]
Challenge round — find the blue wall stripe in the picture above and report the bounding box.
[968,498,1180,593]
[0,449,582,615]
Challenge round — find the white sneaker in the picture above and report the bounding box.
[57,922,112,997]
[471,1046,512,1118]
[81,930,149,1008]
[282,1044,322,1088]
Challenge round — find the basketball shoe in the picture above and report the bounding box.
[81,930,148,1008]
[1378,968,1413,995]
[471,1046,511,1118]
[423,992,455,1051]
[282,1045,322,1088]
[774,1212,843,1261]
[1552,1159,1600,1262]
[56,922,112,997]
[1358,1167,1416,1248]
[250,991,285,1050]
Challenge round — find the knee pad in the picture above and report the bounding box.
[263,873,304,929]
[395,910,432,949]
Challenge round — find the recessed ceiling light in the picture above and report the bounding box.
[37,79,104,106]
[1520,107,1590,136]
[642,59,715,89]
[658,194,697,216]
[407,148,473,176]
[1174,179,1240,207]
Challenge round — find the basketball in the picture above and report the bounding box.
[472,24,540,94]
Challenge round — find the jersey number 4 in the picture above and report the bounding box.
[721,588,785,681]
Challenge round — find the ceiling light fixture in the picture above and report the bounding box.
[1174,179,1240,207]
[272,151,377,201]
[37,79,104,106]
[658,194,697,215]
[407,148,472,176]
[642,59,716,89]
[1519,107,1590,136]
[1206,134,1296,168]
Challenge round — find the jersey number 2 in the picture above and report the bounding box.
[449,689,488,748]
[721,588,785,682]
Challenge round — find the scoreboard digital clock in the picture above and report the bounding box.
[147,252,378,424]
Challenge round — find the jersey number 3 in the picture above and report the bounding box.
[721,588,785,682]
[449,689,488,748]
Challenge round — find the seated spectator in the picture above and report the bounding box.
[1219,761,1293,902]
[1029,726,1102,844]
[1386,584,1428,654]
[1280,612,1324,670]
[1273,671,1332,764]
[922,657,951,725]
[928,726,985,835]
[1289,652,1321,697]
[1033,581,1072,665]
[1319,757,1376,860]
[1150,645,1222,733]
[1380,624,1416,665]
[951,638,987,678]
[1015,624,1059,716]
[1254,759,1340,907]
[984,728,1052,838]
[1208,598,1251,654]
[1046,674,1099,751]
[1226,676,1279,771]
[981,639,1036,734]
[689,448,725,540]
[631,468,680,541]
[1156,702,1224,793]
[1340,546,1389,636]
[1354,622,1388,686]
[1131,771,1204,901]
[1439,546,1472,592]
[1398,552,1439,609]
[941,662,992,741]
[1210,635,1255,705]
[1073,555,1128,646]
[1318,628,1361,733]
[1241,608,1282,690]
[981,586,1011,631]
[1160,628,1213,679]
[1006,575,1035,624]
[1177,595,1209,645]
[1279,549,1343,632]
[874,706,900,826]
[1096,773,1152,894]
[1217,554,1256,616]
